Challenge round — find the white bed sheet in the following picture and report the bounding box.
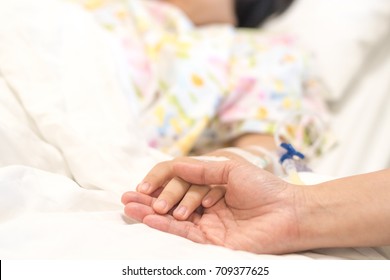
[312,33,390,177]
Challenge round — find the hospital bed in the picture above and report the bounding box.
[262,0,390,178]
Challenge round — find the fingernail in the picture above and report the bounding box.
[139,182,150,193]
[154,199,167,212]
[175,205,187,218]
[202,197,212,207]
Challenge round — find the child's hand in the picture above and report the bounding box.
[123,147,272,221]
[134,150,253,220]
[131,156,227,220]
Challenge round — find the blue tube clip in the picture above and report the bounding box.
[279,143,305,164]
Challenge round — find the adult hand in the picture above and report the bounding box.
[122,158,307,254]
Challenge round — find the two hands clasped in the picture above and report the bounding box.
[122,151,390,255]
[122,153,299,255]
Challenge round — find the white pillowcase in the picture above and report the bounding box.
[262,0,390,101]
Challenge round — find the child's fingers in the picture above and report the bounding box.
[152,177,191,214]
[137,157,197,195]
[136,161,173,195]
[173,184,210,220]
[150,187,164,198]
[202,186,226,207]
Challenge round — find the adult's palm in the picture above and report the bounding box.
[122,160,304,254]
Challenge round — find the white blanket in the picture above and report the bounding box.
[1,165,264,260]
[1,165,387,260]
[0,0,388,260]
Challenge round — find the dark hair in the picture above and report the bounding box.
[274,0,295,13]
[235,0,295,28]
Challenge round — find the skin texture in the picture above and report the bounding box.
[122,159,390,254]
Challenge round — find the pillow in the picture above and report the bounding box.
[262,0,390,101]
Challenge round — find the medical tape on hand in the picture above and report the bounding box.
[190,156,230,162]
[247,145,283,175]
[222,147,268,168]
